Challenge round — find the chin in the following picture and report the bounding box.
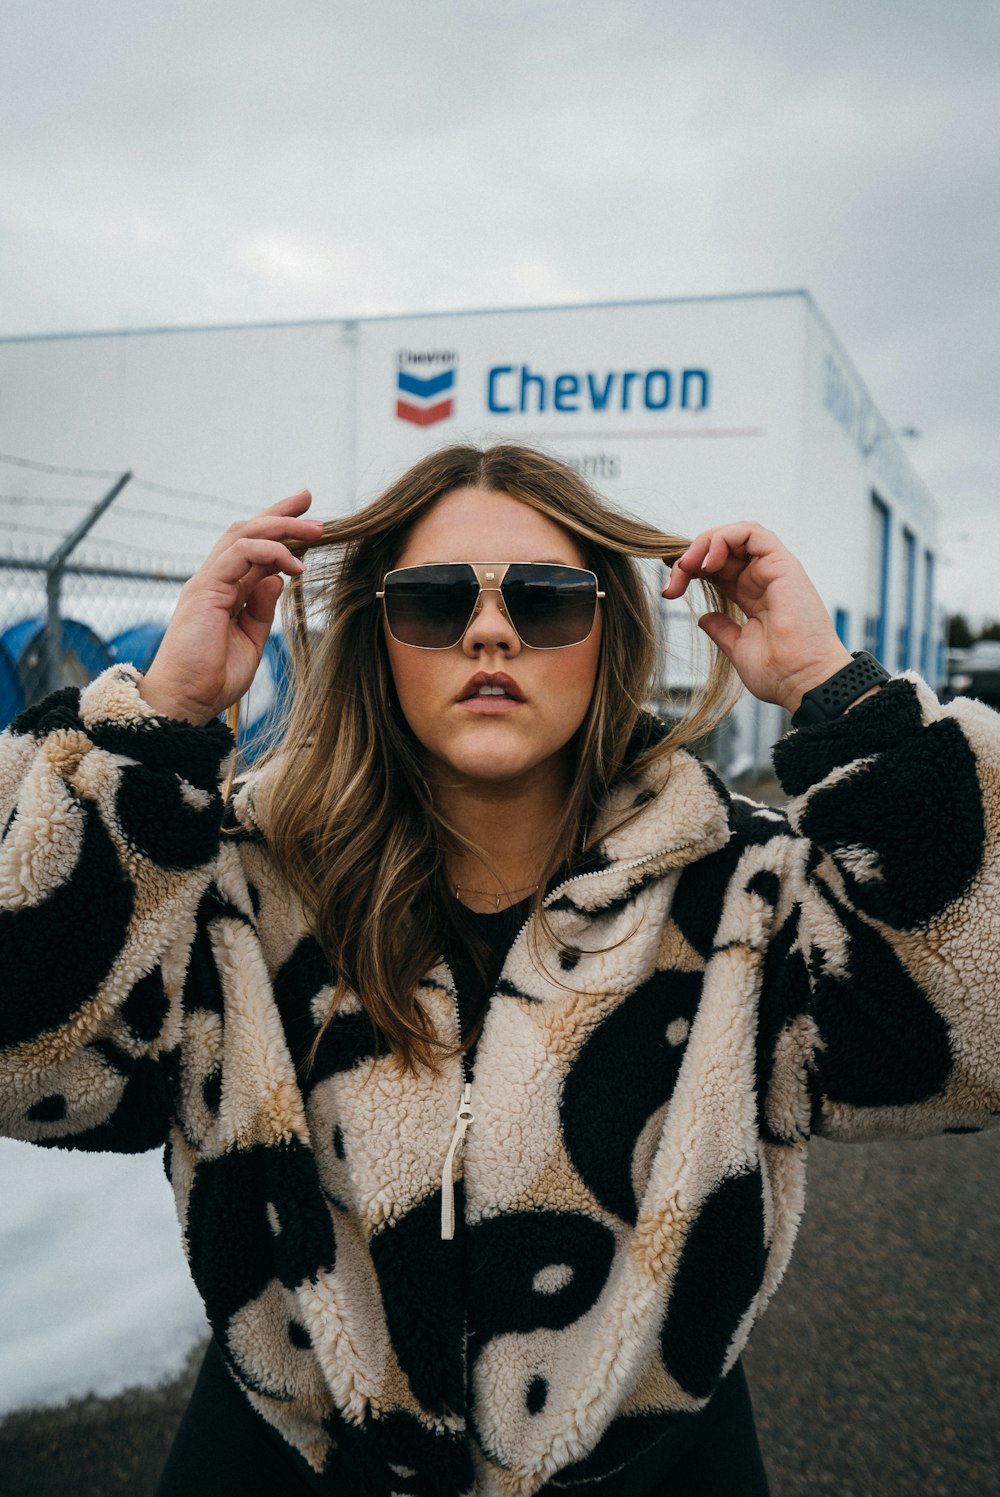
[422,722,574,790]
[443,750,543,785]
[429,731,561,787]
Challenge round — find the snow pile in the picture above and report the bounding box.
[0,1137,207,1414]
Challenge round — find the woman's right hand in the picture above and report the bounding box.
[138,490,324,725]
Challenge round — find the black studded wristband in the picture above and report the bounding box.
[791,650,891,728]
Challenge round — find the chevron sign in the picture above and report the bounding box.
[395,351,458,426]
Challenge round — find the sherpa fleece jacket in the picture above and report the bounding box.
[1,665,999,1497]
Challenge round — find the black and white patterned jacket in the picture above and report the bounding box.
[2,665,999,1496]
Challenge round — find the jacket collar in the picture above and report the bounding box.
[232,716,733,904]
[543,726,732,914]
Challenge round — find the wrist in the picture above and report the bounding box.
[137,671,219,727]
[778,647,854,716]
[790,650,892,728]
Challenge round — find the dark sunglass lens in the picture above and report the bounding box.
[502,565,597,647]
[383,566,478,647]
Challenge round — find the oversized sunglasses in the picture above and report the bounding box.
[377,562,605,650]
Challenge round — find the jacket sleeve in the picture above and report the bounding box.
[0,665,235,1152]
[759,674,1000,1144]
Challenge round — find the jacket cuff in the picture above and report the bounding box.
[12,665,235,794]
[772,676,933,798]
[78,662,172,727]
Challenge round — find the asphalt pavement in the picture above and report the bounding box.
[745,1128,1000,1497]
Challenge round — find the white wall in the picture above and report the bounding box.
[0,323,355,571]
[0,292,943,762]
[353,294,807,539]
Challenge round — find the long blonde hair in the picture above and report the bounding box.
[232,444,740,1072]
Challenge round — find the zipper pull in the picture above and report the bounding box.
[440,1082,474,1240]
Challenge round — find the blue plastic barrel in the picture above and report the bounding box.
[0,638,25,729]
[109,623,167,675]
[238,633,292,763]
[0,617,113,708]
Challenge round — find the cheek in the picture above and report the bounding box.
[569,661,600,723]
[543,639,601,737]
[565,625,602,714]
[385,638,443,729]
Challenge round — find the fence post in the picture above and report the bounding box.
[41,470,132,697]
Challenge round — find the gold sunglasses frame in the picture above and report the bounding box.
[376,561,605,650]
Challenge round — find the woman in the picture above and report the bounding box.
[1,444,997,1496]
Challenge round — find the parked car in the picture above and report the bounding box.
[946,641,1000,709]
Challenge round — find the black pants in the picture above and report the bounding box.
[586,1359,772,1497]
[156,1338,771,1496]
[155,1340,328,1497]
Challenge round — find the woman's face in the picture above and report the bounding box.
[384,486,602,791]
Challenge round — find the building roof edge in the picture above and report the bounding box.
[0,288,811,346]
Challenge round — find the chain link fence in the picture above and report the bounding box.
[0,451,280,744]
[0,558,187,719]
[1,454,201,730]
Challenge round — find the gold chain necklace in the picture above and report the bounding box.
[453,882,538,910]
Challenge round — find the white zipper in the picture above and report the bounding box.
[441,984,471,1241]
[441,1080,474,1240]
[437,842,681,1240]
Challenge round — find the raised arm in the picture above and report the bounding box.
[666,521,1000,1141]
[768,677,1000,1140]
[0,491,321,1150]
[0,670,234,1150]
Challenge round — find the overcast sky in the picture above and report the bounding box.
[2,0,998,618]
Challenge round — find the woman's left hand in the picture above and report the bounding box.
[662,522,853,713]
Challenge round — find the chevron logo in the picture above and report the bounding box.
[395,352,458,426]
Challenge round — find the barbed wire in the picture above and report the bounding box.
[0,497,229,536]
[2,517,98,540]
[0,554,191,582]
[0,450,248,515]
[0,451,123,479]
[96,502,226,532]
[0,493,94,507]
[80,536,201,561]
[109,505,225,532]
[2,519,201,564]
[129,476,247,514]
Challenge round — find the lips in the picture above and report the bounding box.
[457,671,526,703]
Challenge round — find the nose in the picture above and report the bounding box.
[462,586,522,656]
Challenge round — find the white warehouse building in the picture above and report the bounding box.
[0,291,942,775]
